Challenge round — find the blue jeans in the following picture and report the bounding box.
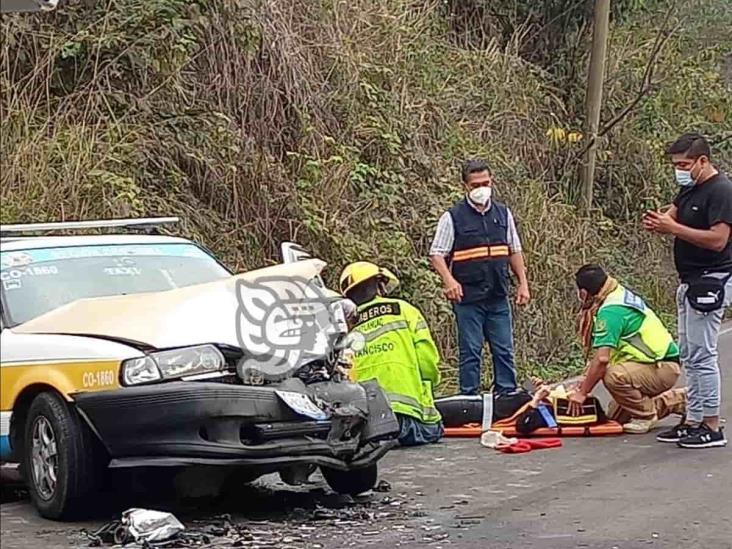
[397,415,444,446]
[454,296,517,395]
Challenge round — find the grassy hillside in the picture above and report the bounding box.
[1,0,730,390]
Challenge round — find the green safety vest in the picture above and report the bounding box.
[599,285,676,365]
[350,296,442,424]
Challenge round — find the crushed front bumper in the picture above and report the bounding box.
[73,379,400,471]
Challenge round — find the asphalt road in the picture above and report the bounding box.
[1,326,730,549]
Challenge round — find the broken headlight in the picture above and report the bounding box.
[121,344,225,385]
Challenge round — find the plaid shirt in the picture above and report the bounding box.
[429,200,523,257]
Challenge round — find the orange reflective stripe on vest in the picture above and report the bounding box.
[452,245,510,262]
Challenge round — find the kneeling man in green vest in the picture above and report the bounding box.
[569,265,687,434]
[339,261,444,446]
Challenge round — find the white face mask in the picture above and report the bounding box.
[468,185,492,206]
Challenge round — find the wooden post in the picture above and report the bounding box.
[581,0,611,212]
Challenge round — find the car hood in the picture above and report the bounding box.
[13,259,344,357]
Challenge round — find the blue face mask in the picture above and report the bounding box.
[675,168,695,187]
[674,157,701,187]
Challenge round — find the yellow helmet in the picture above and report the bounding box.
[339,261,399,296]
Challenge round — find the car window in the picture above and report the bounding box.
[0,243,231,325]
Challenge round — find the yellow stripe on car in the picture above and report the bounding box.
[0,359,122,410]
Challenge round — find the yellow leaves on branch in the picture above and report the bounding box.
[546,127,583,146]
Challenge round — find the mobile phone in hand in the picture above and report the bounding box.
[642,198,661,213]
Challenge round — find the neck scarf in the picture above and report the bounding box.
[577,277,619,354]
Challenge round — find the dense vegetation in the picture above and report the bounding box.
[1,0,730,390]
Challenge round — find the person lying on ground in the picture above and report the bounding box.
[339,261,443,446]
[567,265,687,435]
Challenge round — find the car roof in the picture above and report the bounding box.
[0,234,194,252]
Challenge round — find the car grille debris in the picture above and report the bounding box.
[373,480,392,492]
[78,480,450,548]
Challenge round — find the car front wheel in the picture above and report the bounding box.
[23,392,106,520]
[321,464,378,496]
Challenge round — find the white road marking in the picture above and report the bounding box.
[721,326,732,336]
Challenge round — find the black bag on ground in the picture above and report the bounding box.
[685,272,731,313]
[515,405,553,435]
[435,390,532,427]
[515,395,609,435]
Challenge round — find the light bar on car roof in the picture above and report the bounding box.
[0,217,180,236]
[1,0,58,13]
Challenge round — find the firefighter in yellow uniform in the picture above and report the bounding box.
[339,262,444,446]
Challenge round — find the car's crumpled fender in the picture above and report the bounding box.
[72,378,400,463]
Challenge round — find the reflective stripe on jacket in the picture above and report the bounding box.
[448,198,511,303]
[599,285,676,365]
[351,296,441,424]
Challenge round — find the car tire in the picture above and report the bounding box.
[22,391,106,520]
[321,464,378,496]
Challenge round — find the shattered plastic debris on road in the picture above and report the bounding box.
[123,509,186,543]
[373,480,392,493]
[79,486,452,548]
[83,509,188,547]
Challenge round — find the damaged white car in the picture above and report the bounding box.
[0,218,399,520]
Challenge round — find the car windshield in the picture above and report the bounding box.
[0,242,231,325]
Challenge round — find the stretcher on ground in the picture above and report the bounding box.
[437,393,624,438]
[443,421,623,438]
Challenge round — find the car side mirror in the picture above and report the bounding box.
[280,242,312,264]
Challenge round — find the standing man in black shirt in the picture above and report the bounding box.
[643,132,732,449]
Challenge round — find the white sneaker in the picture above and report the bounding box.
[623,416,658,434]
